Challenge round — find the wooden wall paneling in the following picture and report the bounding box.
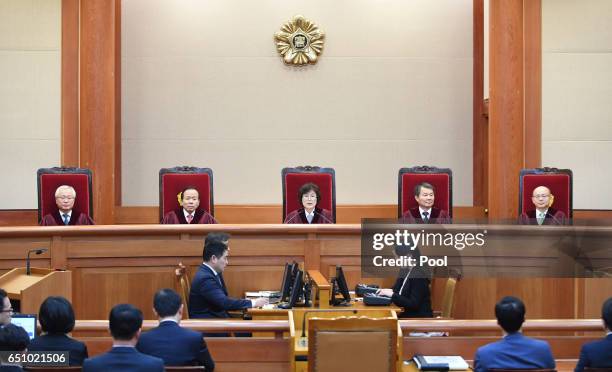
[473,0,488,207]
[0,211,38,226]
[114,0,122,207]
[61,0,80,166]
[79,0,119,224]
[523,0,542,168]
[488,0,525,219]
[582,278,612,318]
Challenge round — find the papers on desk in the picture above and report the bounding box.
[245,291,281,298]
[413,355,469,371]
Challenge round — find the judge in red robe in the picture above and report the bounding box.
[401,182,451,224]
[519,185,568,225]
[161,187,217,225]
[284,182,333,224]
[40,185,95,226]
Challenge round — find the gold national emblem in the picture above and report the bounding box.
[275,15,325,66]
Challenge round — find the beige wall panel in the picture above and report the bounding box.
[0,0,61,209]
[542,0,612,209]
[122,0,473,206]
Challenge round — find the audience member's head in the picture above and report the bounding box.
[205,232,230,247]
[153,288,183,320]
[0,288,12,325]
[602,297,612,332]
[495,296,526,334]
[414,182,436,210]
[203,241,229,273]
[55,185,77,213]
[39,296,76,335]
[0,323,30,352]
[180,187,200,213]
[109,304,143,343]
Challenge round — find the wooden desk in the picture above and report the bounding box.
[0,224,610,319]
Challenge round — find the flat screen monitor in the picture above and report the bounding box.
[11,314,37,340]
[287,269,304,308]
[279,262,294,302]
[331,265,351,305]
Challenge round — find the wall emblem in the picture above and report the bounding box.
[275,15,325,66]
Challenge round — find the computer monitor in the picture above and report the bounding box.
[331,265,351,305]
[11,314,37,340]
[279,262,294,302]
[287,269,304,308]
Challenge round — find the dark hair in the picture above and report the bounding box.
[203,241,228,262]
[39,296,75,334]
[180,186,199,201]
[0,324,30,351]
[298,183,321,205]
[495,296,525,333]
[109,304,143,341]
[205,232,230,247]
[414,182,435,197]
[602,297,612,330]
[153,289,182,318]
[0,288,7,307]
[395,245,421,260]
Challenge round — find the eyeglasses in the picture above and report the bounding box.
[532,194,550,199]
[1,308,14,314]
[302,194,317,200]
[56,196,75,200]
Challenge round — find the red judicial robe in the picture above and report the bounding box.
[401,207,451,224]
[40,211,95,226]
[519,207,568,225]
[161,208,217,224]
[284,208,333,224]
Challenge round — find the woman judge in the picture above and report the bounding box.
[284,183,333,224]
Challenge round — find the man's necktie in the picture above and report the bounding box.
[422,211,429,223]
[306,214,314,223]
[186,214,193,224]
[537,213,545,225]
[62,214,69,225]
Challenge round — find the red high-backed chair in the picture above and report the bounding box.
[398,166,452,218]
[37,167,93,223]
[159,166,214,221]
[519,167,573,218]
[282,166,336,223]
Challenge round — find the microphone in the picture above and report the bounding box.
[299,309,359,347]
[26,248,48,275]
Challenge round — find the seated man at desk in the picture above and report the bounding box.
[0,288,12,326]
[161,187,217,225]
[40,185,95,226]
[519,185,567,225]
[474,296,555,372]
[376,247,433,318]
[189,240,268,319]
[401,182,450,224]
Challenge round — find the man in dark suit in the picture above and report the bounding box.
[401,182,451,224]
[82,304,163,372]
[189,240,268,319]
[519,185,568,225]
[575,297,612,372]
[137,288,214,370]
[0,324,29,371]
[474,296,555,372]
[0,288,13,327]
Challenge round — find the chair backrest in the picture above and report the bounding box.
[308,316,398,372]
[175,262,191,319]
[398,166,452,218]
[282,166,336,223]
[164,367,206,372]
[519,167,573,218]
[37,167,93,223]
[440,275,460,318]
[159,166,214,220]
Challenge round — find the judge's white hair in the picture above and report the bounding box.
[54,185,76,198]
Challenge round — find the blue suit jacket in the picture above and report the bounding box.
[188,264,251,319]
[82,346,164,372]
[474,333,555,372]
[28,333,88,366]
[136,320,214,370]
[575,334,612,372]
